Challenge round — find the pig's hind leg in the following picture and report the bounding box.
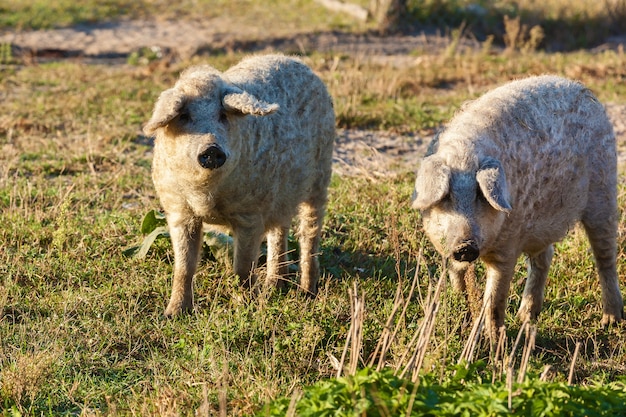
[581,196,624,326]
[296,200,324,296]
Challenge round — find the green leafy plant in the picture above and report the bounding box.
[122,209,169,258]
[123,210,235,262]
[258,366,626,417]
[123,210,303,276]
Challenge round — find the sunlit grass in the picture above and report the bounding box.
[0,0,368,33]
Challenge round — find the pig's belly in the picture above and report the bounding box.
[513,177,589,255]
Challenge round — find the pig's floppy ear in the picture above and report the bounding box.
[411,156,451,210]
[143,89,185,135]
[476,157,512,213]
[222,86,279,116]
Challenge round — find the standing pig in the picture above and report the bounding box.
[143,54,335,316]
[412,75,624,335]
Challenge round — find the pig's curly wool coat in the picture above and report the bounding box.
[413,75,624,335]
[144,54,335,316]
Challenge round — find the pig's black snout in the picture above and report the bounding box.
[198,145,226,170]
[452,241,479,263]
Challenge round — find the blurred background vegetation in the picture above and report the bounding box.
[2,0,625,51]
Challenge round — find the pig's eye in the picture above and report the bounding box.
[476,187,487,202]
[218,110,228,124]
[178,110,192,124]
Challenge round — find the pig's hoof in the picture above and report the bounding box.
[601,311,624,327]
[517,297,541,324]
[299,286,318,299]
[164,302,193,318]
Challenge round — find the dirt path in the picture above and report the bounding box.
[0,18,470,62]
[3,19,626,176]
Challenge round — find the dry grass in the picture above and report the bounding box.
[0,350,59,412]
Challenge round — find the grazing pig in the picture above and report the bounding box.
[143,54,335,316]
[412,75,624,335]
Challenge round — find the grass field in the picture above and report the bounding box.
[1,1,626,415]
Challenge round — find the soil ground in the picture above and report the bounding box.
[3,18,626,176]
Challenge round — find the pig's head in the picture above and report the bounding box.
[412,155,512,265]
[143,65,279,180]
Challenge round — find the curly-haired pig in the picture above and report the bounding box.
[143,54,335,316]
[412,75,624,336]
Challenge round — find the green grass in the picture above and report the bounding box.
[2,2,626,415]
[2,117,626,415]
[2,57,626,416]
[0,0,366,32]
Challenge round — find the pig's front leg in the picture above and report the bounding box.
[482,256,517,340]
[232,222,265,289]
[164,214,203,317]
[518,245,554,323]
[266,226,289,289]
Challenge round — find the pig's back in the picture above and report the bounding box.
[440,75,615,254]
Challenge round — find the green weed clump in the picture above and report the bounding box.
[259,366,626,417]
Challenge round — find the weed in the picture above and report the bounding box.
[0,350,58,413]
[0,43,13,65]
[127,47,164,66]
[503,15,545,53]
[259,365,626,416]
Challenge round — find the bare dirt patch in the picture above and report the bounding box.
[3,19,626,177]
[0,18,471,61]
